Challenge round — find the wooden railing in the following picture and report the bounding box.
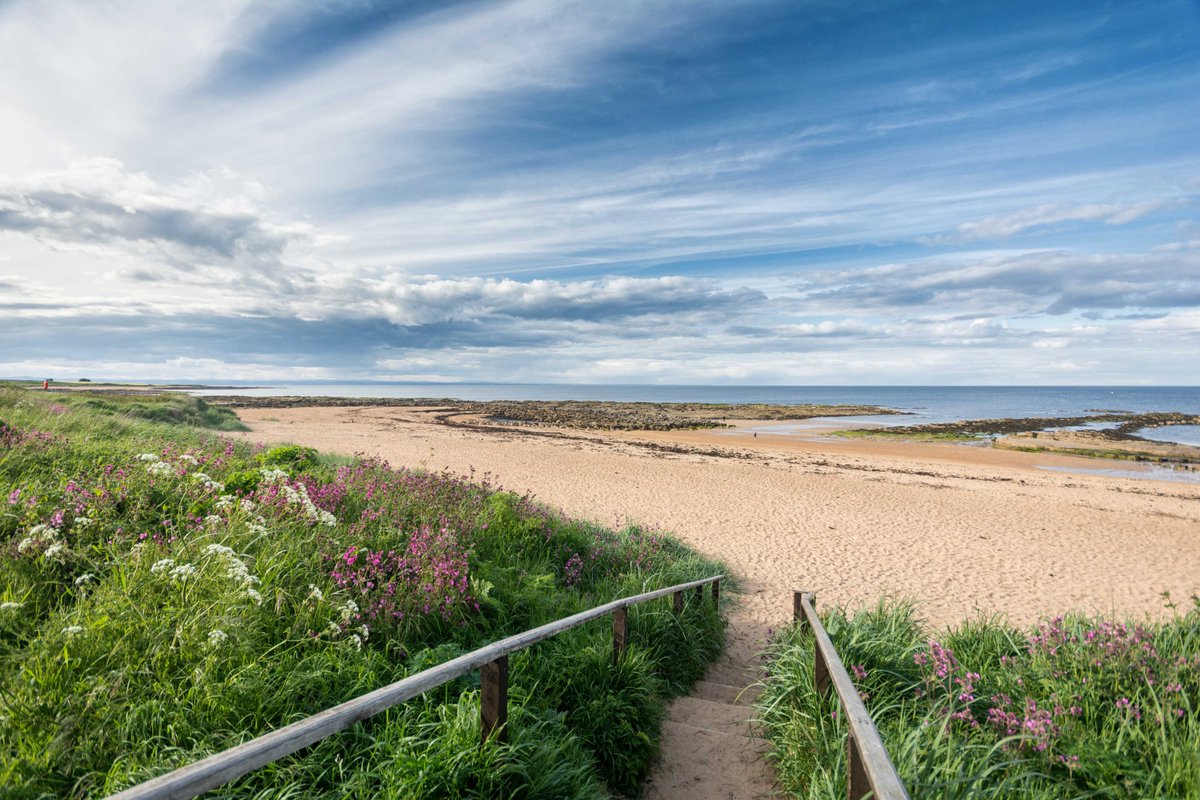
[794,591,910,800]
[107,575,722,800]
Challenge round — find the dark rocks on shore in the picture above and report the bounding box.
[206,396,896,431]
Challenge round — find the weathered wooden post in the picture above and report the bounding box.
[673,590,684,614]
[814,638,832,696]
[711,577,720,610]
[847,731,870,800]
[612,606,628,665]
[480,655,508,744]
[794,590,813,626]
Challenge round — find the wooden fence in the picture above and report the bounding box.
[794,590,910,800]
[106,575,722,800]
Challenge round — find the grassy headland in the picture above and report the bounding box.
[0,387,725,798]
[758,601,1200,798]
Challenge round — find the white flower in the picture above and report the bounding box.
[339,600,359,621]
[169,563,197,581]
[150,558,175,575]
[147,461,173,476]
[179,454,199,465]
[18,524,57,553]
[207,629,228,646]
[318,510,336,527]
[42,543,69,563]
[204,514,223,527]
[239,498,256,513]
[74,516,94,529]
[192,472,211,484]
[325,621,342,636]
[307,584,324,602]
[203,544,236,559]
[259,467,289,484]
[348,634,363,650]
[137,453,160,462]
[248,523,267,535]
[62,625,83,636]
[358,625,370,641]
[0,601,23,611]
[73,573,95,586]
[245,588,263,606]
[214,496,235,511]
[204,480,225,492]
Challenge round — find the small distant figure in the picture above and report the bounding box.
[41,379,49,391]
[753,432,757,439]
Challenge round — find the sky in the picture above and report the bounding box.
[1,0,1199,386]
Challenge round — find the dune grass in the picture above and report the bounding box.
[758,600,1200,798]
[0,387,726,798]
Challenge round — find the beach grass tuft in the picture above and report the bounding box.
[757,599,1200,798]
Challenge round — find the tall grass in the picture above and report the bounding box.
[757,600,1200,798]
[0,387,726,798]
[758,597,1200,796]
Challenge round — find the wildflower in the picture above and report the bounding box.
[358,624,370,641]
[239,498,256,513]
[325,621,342,636]
[204,514,223,527]
[245,588,263,606]
[42,543,69,563]
[147,461,173,477]
[349,634,363,650]
[7,488,20,505]
[74,516,94,529]
[150,558,176,575]
[179,454,199,465]
[307,584,324,602]
[339,599,359,621]
[207,629,229,646]
[248,523,267,535]
[62,625,83,636]
[169,563,198,581]
[137,453,161,462]
[259,467,289,484]
[0,601,23,611]
[214,496,235,511]
[850,664,868,682]
[318,510,336,527]
[74,573,95,586]
[203,544,237,559]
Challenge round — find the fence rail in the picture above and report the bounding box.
[106,575,721,800]
[794,590,910,800]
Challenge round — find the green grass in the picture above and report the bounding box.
[758,600,1200,798]
[0,387,727,798]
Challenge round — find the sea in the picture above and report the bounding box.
[194,384,1200,447]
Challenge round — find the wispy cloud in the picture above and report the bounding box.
[0,0,1198,383]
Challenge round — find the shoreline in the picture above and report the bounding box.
[225,403,1200,638]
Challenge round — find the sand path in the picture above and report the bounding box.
[228,405,1200,798]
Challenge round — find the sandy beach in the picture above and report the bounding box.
[227,404,1200,634]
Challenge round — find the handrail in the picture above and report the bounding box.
[794,591,909,800]
[107,575,722,800]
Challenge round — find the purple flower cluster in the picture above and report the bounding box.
[328,520,477,637]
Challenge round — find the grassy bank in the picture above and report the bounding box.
[758,601,1199,798]
[0,387,726,798]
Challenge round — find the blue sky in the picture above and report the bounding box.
[1,0,1198,384]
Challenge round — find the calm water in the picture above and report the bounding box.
[196,383,1200,444]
